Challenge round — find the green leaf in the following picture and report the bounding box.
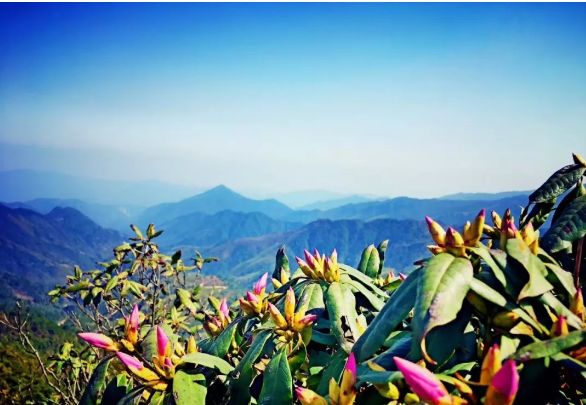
[468,246,508,292]
[130,224,144,240]
[325,282,358,352]
[115,386,145,405]
[205,320,238,358]
[317,351,346,395]
[229,330,272,405]
[513,329,586,361]
[413,254,473,359]
[469,277,508,307]
[258,350,292,405]
[339,264,387,297]
[352,269,419,362]
[343,279,385,311]
[506,239,553,300]
[272,246,290,281]
[296,282,325,314]
[357,244,381,278]
[377,240,389,274]
[529,163,586,203]
[102,374,132,405]
[540,292,584,330]
[179,352,234,374]
[542,195,586,253]
[173,370,207,405]
[79,356,112,405]
[544,262,577,299]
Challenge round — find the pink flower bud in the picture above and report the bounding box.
[345,352,356,376]
[156,326,170,358]
[78,332,118,351]
[487,359,519,405]
[304,249,316,269]
[219,298,229,318]
[246,291,258,303]
[394,357,449,405]
[253,273,268,295]
[116,351,144,371]
[299,314,318,326]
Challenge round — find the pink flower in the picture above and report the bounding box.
[298,314,318,326]
[78,332,118,351]
[219,298,229,318]
[253,273,268,295]
[394,357,449,405]
[125,305,140,344]
[486,359,519,405]
[156,326,169,358]
[345,352,356,376]
[116,351,143,371]
[246,291,258,303]
[304,249,316,269]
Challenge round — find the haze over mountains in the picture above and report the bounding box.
[0,169,532,301]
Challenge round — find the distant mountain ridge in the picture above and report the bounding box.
[159,209,302,249]
[0,204,123,302]
[203,217,430,285]
[139,185,294,225]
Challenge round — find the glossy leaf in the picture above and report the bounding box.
[206,320,239,358]
[529,164,585,203]
[413,254,473,359]
[258,350,292,405]
[506,239,553,300]
[513,329,586,361]
[352,269,419,362]
[179,352,234,374]
[229,330,272,405]
[173,370,207,405]
[79,356,112,405]
[542,195,586,253]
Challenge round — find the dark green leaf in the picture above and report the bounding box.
[542,195,586,253]
[79,356,112,405]
[513,329,586,361]
[529,164,585,203]
[258,350,292,405]
[352,269,419,362]
[206,320,239,358]
[229,330,272,405]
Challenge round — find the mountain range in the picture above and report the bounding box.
[0,177,532,304]
[0,204,122,303]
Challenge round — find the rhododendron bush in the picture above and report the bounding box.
[14,154,586,404]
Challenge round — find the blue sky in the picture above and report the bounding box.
[1,3,585,198]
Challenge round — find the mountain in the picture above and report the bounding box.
[0,204,123,303]
[299,195,375,211]
[439,191,530,201]
[0,169,198,206]
[286,195,529,224]
[158,210,302,249]
[203,217,429,285]
[140,185,294,225]
[3,198,143,231]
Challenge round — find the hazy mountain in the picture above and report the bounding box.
[286,195,529,224]
[299,195,375,211]
[0,204,123,303]
[3,198,143,231]
[0,169,198,206]
[158,210,302,249]
[439,191,530,201]
[203,217,430,285]
[140,185,294,225]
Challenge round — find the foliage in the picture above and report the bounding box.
[3,153,586,405]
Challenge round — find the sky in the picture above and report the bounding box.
[1,3,585,199]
